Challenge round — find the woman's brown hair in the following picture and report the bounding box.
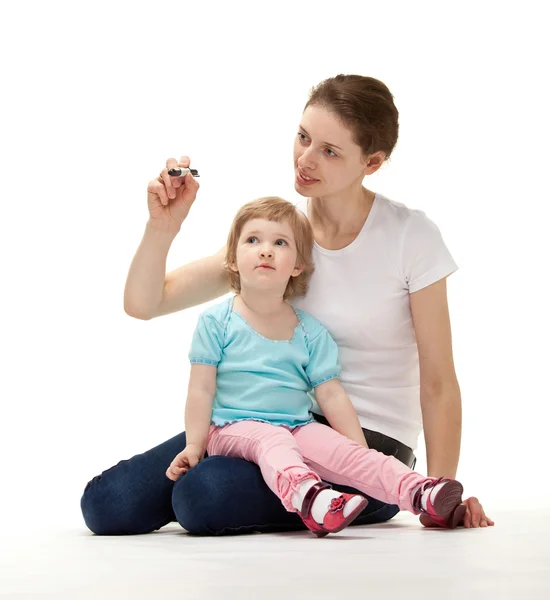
[305,74,399,161]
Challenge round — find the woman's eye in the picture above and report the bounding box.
[246,236,258,243]
[275,239,287,246]
[298,132,308,142]
[325,148,337,157]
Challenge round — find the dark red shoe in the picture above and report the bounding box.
[413,477,466,529]
[299,482,369,538]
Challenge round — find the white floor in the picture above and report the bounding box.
[1,510,549,599]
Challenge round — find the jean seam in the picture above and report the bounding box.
[200,497,398,535]
[350,502,399,526]
[206,519,304,536]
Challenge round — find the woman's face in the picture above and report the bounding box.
[293,104,370,197]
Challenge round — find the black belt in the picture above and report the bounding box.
[312,413,416,469]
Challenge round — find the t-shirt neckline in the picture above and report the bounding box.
[307,193,380,256]
[230,295,302,343]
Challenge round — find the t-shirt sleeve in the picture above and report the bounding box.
[401,211,458,293]
[188,312,224,366]
[305,326,341,388]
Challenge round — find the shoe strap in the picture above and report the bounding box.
[300,482,331,518]
[412,476,449,513]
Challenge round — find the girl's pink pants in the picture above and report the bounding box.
[207,420,430,514]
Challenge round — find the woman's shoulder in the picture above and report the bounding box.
[376,193,441,232]
[376,193,428,223]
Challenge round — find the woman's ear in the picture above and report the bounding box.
[363,150,386,175]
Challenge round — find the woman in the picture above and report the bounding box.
[81,74,493,535]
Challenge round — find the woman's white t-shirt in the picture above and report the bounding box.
[292,194,458,450]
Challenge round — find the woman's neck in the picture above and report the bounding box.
[308,185,375,237]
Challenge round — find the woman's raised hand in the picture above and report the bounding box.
[146,156,200,234]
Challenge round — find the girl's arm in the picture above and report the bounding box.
[185,364,218,455]
[314,379,368,447]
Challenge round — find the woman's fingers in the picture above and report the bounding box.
[462,497,494,527]
[159,167,176,200]
[148,179,169,205]
[160,156,193,194]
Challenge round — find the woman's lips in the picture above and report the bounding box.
[296,169,319,186]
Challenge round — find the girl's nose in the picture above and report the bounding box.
[259,246,274,258]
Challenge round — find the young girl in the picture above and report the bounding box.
[165,196,467,537]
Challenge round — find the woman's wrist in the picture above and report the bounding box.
[145,218,181,239]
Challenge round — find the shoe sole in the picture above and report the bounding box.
[432,480,466,529]
[314,497,369,538]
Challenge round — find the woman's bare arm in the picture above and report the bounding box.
[409,277,461,478]
[124,224,229,320]
[124,156,230,320]
[152,245,230,318]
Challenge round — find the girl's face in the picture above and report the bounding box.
[293,105,379,197]
[231,218,302,296]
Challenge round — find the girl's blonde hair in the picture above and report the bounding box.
[224,196,315,300]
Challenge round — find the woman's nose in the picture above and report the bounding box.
[297,147,316,170]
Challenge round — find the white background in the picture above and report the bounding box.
[1,0,548,530]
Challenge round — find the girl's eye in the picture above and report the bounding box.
[246,236,258,243]
[275,239,287,246]
[298,132,308,143]
[325,148,337,157]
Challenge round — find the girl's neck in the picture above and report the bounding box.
[236,289,288,318]
[308,186,375,237]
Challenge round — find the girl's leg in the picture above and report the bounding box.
[293,423,458,515]
[311,413,413,527]
[207,422,320,512]
[207,422,368,535]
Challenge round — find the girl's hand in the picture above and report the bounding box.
[146,156,200,234]
[165,444,204,482]
[419,496,495,528]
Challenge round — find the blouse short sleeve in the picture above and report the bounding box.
[401,210,459,293]
[188,312,224,366]
[305,327,341,388]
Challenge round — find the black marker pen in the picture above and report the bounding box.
[168,167,200,177]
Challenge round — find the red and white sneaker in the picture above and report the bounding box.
[299,482,369,538]
[412,477,467,529]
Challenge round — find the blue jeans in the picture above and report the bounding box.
[81,419,415,536]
